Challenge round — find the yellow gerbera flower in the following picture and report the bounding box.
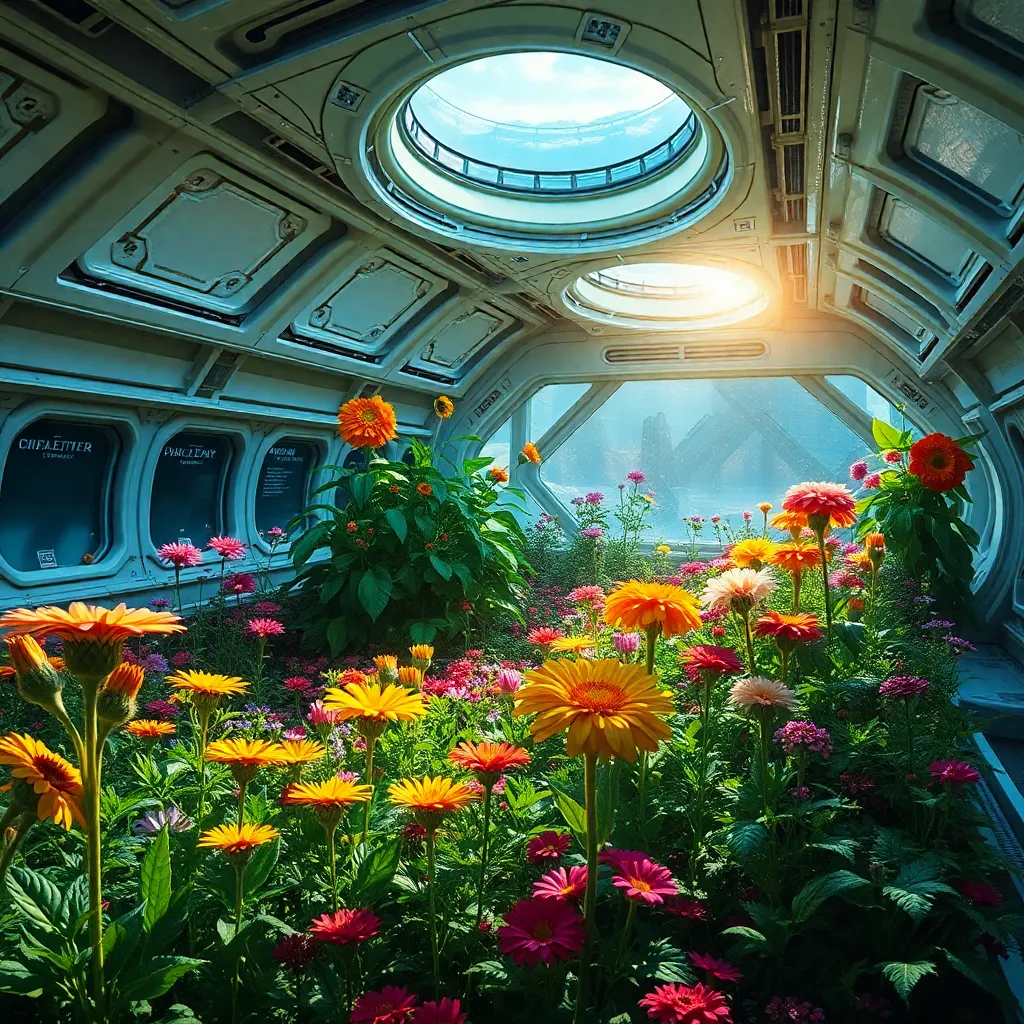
[323,681,426,740]
[514,659,674,762]
[604,580,702,638]
[197,821,280,859]
[275,739,326,765]
[548,635,597,656]
[433,395,455,419]
[282,777,373,810]
[729,538,777,570]
[167,670,248,713]
[0,733,84,830]
[397,666,423,687]
[388,776,475,831]
[205,738,283,767]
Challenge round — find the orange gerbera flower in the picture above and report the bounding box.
[908,433,973,492]
[729,538,777,570]
[521,442,542,464]
[754,612,823,645]
[449,741,531,784]
[845,550,873,573]
[604,580,702,638]
[769,542,822,574]
[388,776,475,831]
[397,665,423,686]
[416,482,433,497]
[0,733,84,830]
[770,509,808,538]
[515,659,674,762]
[124,719,176,740]
[490,466,510,484]
[782,482,857,530]
[282,777,373,812]
[198,822,279,860]
[865,532,886,551]
[337,395,398,449]
[276,739,326,765]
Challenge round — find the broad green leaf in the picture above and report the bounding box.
[140,827,171,932]
[636,939,696,984]
[350,839,401,905]
[463,456,494,475]
[881,960,935,1003]
[243,839,280,897]
[452,562,473,593]
[410,621,438,644]
[350,471,374,508]
[872,418,903,450]
[326,617,348,656]
[120,955,205,1001]
[7,867,60,933]
[0,960,43,996]
[725,821,767,859]
[358,565,393,620]
[791,869,869,923]
[428,554,453,581]
[882,860,956,920]
[384,508,407,542]
[811,838,859,863]
[548,787,586,846]
[290,522,329,568]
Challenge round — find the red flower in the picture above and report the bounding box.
[663,897,708,921]
[308,908,380,945]
[929,760,980,785]
[272,933,318,970]
[879,676,930,699]
[909,433,973,492]
[526,831,571,864]
[961,881,1003,907]
[497,897,586,968]
[284,676,313,693]
[412,998,466,1024]
[526,626,566,647]
[533,865,587,901]
[449,741,531,780]
[782,481,857,529]
[639,982,733,1023]
[754,612,823,645]
[680,645,744,683]
[208,535,246,560]
[350,986,418,1024]
[610,855,678,905]
[689,952,742,983]
[246,617,285,638]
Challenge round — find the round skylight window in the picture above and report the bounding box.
[362,51,730,252]
[564,262,771,330]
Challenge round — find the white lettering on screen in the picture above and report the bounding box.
[19,439,94,452]
[162,447,218,459]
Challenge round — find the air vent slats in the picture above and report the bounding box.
[776,31,803,119]
[604,341,767,365]
[604,344,680,364]
[683,341,768,360]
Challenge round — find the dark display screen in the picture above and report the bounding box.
[150,431,230,548]
[0,419,116,571]
[255,439,316,536]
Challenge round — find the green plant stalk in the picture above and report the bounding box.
[232,860,244,1024]
[779,645,791,685]
[426,827,440,999]
[740,607,757,675]
[792,571,801,613]
[327,825,338,912]
[362,736,376,842]
[82,685,105,1013]
[0,812,33,887]
[614,900,637,971]
[758,713,773,819]
[815,532,832,635]
[173,565,182,613]
[196,709,211,825]
[475,782,493,927]
[237,780,248,826]
[574,751,600,1024]
[689,676,713,888]
[905,700,915,775]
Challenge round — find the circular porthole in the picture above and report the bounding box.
[563,262,771,330]
[364,51,729,252]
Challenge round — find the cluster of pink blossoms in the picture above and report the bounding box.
[765,996,825,1022]
[773,720,833,758]
[879,675,930,699]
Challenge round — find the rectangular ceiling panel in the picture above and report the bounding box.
[290,249,447,354]
[862,290,932,342]
[75,155,331,315]
[877,195,981,284]
[955,0,1024,54]
[904,85,1024,211]
[409,304,515,371]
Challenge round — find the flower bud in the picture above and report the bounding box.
[847,596,865,621]
[397,665,423,689]
[409,644,433,673]
[5,636,64,711]
[373,655,398,685]
[97,663,145,726]
[62,637,124,685]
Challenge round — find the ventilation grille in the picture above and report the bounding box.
[400,364,457,385]
[683,340,769,360]
[778,243,808,304]
[263,134,354,197]
[775,0,802,15]
[281,330,383,364]
[604,343,681,365]
[961,280,1024,344]
[782,143,805,194]
[776,30,804,126]
[195,352,242,399]
[28,0,114,35]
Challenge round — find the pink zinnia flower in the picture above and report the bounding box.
[690,952,742,983]
[223,572,257,595]
[863,472,881,489]
[350,986,418,1024]
[526,627,566,647]
[495,667,522,694]
[497,897,586,968]
[879,675,930,699]
[412,998,466,1024]
[627,471,646,483]
[773,720,832,758]
[568,585,605,606]
[849,460,868,481]
[961,881,1002,906]
[253,601,282,614]
[284,675,312,692]
[307,701,343,727]
[613,632,642,654]
[639,982,732,1023]
[207,535,246,560]
[527,831,571,864]
[246,617,285,638]
[663,897,708,921]
[610,855,678,905]
[782,480,858,528]
[309,907,379,945]
[265,526,287,539]
[533,865,587,901]
[930,760,980,784]
[157,541,203,568]
[681,645,744,682]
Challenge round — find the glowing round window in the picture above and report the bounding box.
[402,53,696,194]
[564,262,771,330]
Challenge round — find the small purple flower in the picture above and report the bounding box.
[582,527,604,539]
[266,526,287,539]
[149,598,171,610]
[618,483,625,490]
[133,805,193,835]
[944,634,976,654]
[742,511,752,523]
[570,496,585,506]
[613,632,641,654]
[850,460,868,481]
[142,653,169,674]
[879,675,930,699]
[789,786,810,801]
[921,619,955,630]
[585,492,604,504]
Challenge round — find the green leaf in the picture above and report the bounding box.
[243,839,280,898]
[463,456,494,475]
[0,960,43,996]
[120,955,205,1001]
[882,860,956,921]
[326,617,348,656]
[636,939,696,984]
[872,418,903,450]
[722,925,768,945]
[832,621,866,658]
[140,828,171,933]
[548,787,586,846]
[350,840,401,905]
[452,563,473,593]
[428,554,453,581]
[791,870,869,923]
[810,838,859,863]
[290,522,329,569]
[410,621,438,644]
[384,508,407,542]
[940,948,1012,1001]
[357,566,393,620]
[880,960,935,1003]
[724,821,767,859]
[7,867,60,933]
[350,471,374,509]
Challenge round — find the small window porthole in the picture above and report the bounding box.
[0,418,118,571]
[255,439,317,538]
[150,431,232,548]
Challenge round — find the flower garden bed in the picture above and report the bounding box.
[0,397,1018,1024]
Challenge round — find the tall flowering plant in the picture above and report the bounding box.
[853,419,981,614]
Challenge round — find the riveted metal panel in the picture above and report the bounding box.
[290,249,446,353]
[904,85,1024,212]
[411,305,515,371]
[76,155,331,315]
[862,289,932,342]
[878,194,978,282]
[956,0,1024,54]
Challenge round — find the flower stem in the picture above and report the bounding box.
[816,533,832,635]
[237,780,248,827]
[792,571,801,613]
[475,783,493,927]
[197,710,210,826]
[83,685,105,1013]
[232,861,244,1024]
[905,701,915,775]
[327,826,338,912]
[690,677,713,887]
[574,751,600,1024]
[758,714,772,819]
[362,737,376,843]
[426,827,440,999]
[0,812,33,887]
[741,608,757,675]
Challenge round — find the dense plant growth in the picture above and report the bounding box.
[0,402,1014,1024]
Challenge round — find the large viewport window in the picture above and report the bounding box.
[0,418,118,571]
[255,439,317,538]
[150,431,231,549]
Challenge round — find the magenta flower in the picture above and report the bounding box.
[879,675,930,699]
[849,460,868,481]
[930,760,980,785]
[533,865,588,901]
[863,472,881,489]
[157,542,203,568]
[207,535,246,560]
[581,526,604,539]
[690,952,742,983]
[627,471,646,483]
[613,632,642,654]
[585,492,604,504]
[246,617,285,638]
[961,880,1002,906]
[526,831,571,864]
[497,898,586,968]
[773,720,833,758]
[223,572,257,595]
[609,854,678,905]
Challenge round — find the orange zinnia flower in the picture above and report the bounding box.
[521,442,542,464]
[336,396,398,449]
[604,580,702,638]
[0,733,84,830]
[449,741,531,784]
[908,433,973,492]
[125,719,176,740]
[515,659,674,762]
[845,550,873,573]
[769,542,821,574]
[754,612,823,645]
[770,509,808,538]
[416,482,433,497]
[490,466,510,484]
